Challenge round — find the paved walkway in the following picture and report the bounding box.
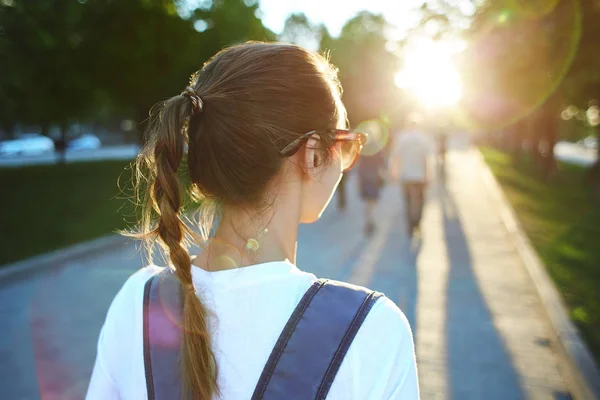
[0,147,570,399]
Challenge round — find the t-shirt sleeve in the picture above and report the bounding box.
[86,266,159,400]
[351,296,419,399]
[86,327,121,400]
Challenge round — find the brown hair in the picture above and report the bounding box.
[130,42,346,399]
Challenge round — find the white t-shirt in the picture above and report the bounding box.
[86,261,419,399]
[391,131,433,182]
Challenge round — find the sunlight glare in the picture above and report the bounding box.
[395,38,463,108]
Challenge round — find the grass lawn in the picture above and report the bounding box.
[0,161,136,265]
[481,146,600,361]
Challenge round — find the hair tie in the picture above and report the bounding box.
[183,283,196,294]
[181,86,204,114]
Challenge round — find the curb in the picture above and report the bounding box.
[476,150,600,400]
[0,234,129,283]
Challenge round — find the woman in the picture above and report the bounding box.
[86,43,418,400]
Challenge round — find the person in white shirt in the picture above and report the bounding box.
[389,115,433,236]
[86,43,418,400]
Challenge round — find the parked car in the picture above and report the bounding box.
[67,133,101,151]
[0,134,54,156]
[581,135,598,151]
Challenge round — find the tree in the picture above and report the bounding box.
[462,0,581,178]
[0,0,275,149]
[83,0,274,138]
[0,0,91,161]
[80,0,199,138]
[321,12,400,127]
[280,13,324,50]
[562,0,600,109]
[561,0,600,192]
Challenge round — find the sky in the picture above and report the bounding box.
[182,0,477,40]
[256,0,424,37]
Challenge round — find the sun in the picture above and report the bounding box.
[395,38,463,108]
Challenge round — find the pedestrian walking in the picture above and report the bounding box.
[437,133,448,183]
[86,43,418,400]
[389,114,433,236]
[358,150,387,235]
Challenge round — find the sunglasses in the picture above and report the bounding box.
[280,129,367,172]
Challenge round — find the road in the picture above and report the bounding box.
[0,148,570,399]
[0,145,140,167]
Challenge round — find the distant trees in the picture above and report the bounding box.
[2,0,598,178]
[463,0,600,180]
[0,0,274,144]
[280,11,401,129]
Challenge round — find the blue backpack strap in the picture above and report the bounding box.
[143,269,188,400]
[251,279,383,400]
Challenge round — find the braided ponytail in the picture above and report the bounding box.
[132,93,218,399]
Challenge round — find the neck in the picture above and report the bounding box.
[193,190,301,271]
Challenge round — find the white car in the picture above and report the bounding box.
[67,133,101,151]
[581,135,598,151]
[0,134,55,156]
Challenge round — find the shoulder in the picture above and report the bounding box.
[112,266,163,307]
[362,295,413,341]
[331,287,418,398]
[100,266,164,341]
[334,281,413,353]
[392,134,407,152]
[323,280,412,341]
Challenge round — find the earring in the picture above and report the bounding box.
[245,228,268,252]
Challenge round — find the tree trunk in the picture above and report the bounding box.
[587,127,600,202]
[597,126,600,160]
[535,96,560,180]
[55,124,67,165]
[506,123,522,161]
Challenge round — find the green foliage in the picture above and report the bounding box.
[193,0,274,49]
[321,12,400,127]
[463,0,581,131]
[0,161,135,265]
[278,11,401,128]
[0,0,274,134]
[562,0,600,107]
[0,0,91,130]
[460,0,599,152]
[279,13,323,50]
[482,146,600,361]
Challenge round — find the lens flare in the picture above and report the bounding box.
[457,0,581,132]
[356,119,390,156]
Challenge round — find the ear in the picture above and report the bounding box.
[304,134,321,176]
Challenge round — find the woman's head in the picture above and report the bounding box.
[179,42,350,220]
[133,42,362,399]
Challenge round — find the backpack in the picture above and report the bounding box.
[143,269,383,399]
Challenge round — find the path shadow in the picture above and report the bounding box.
[441,186,525,399]
[368,213,421,335]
